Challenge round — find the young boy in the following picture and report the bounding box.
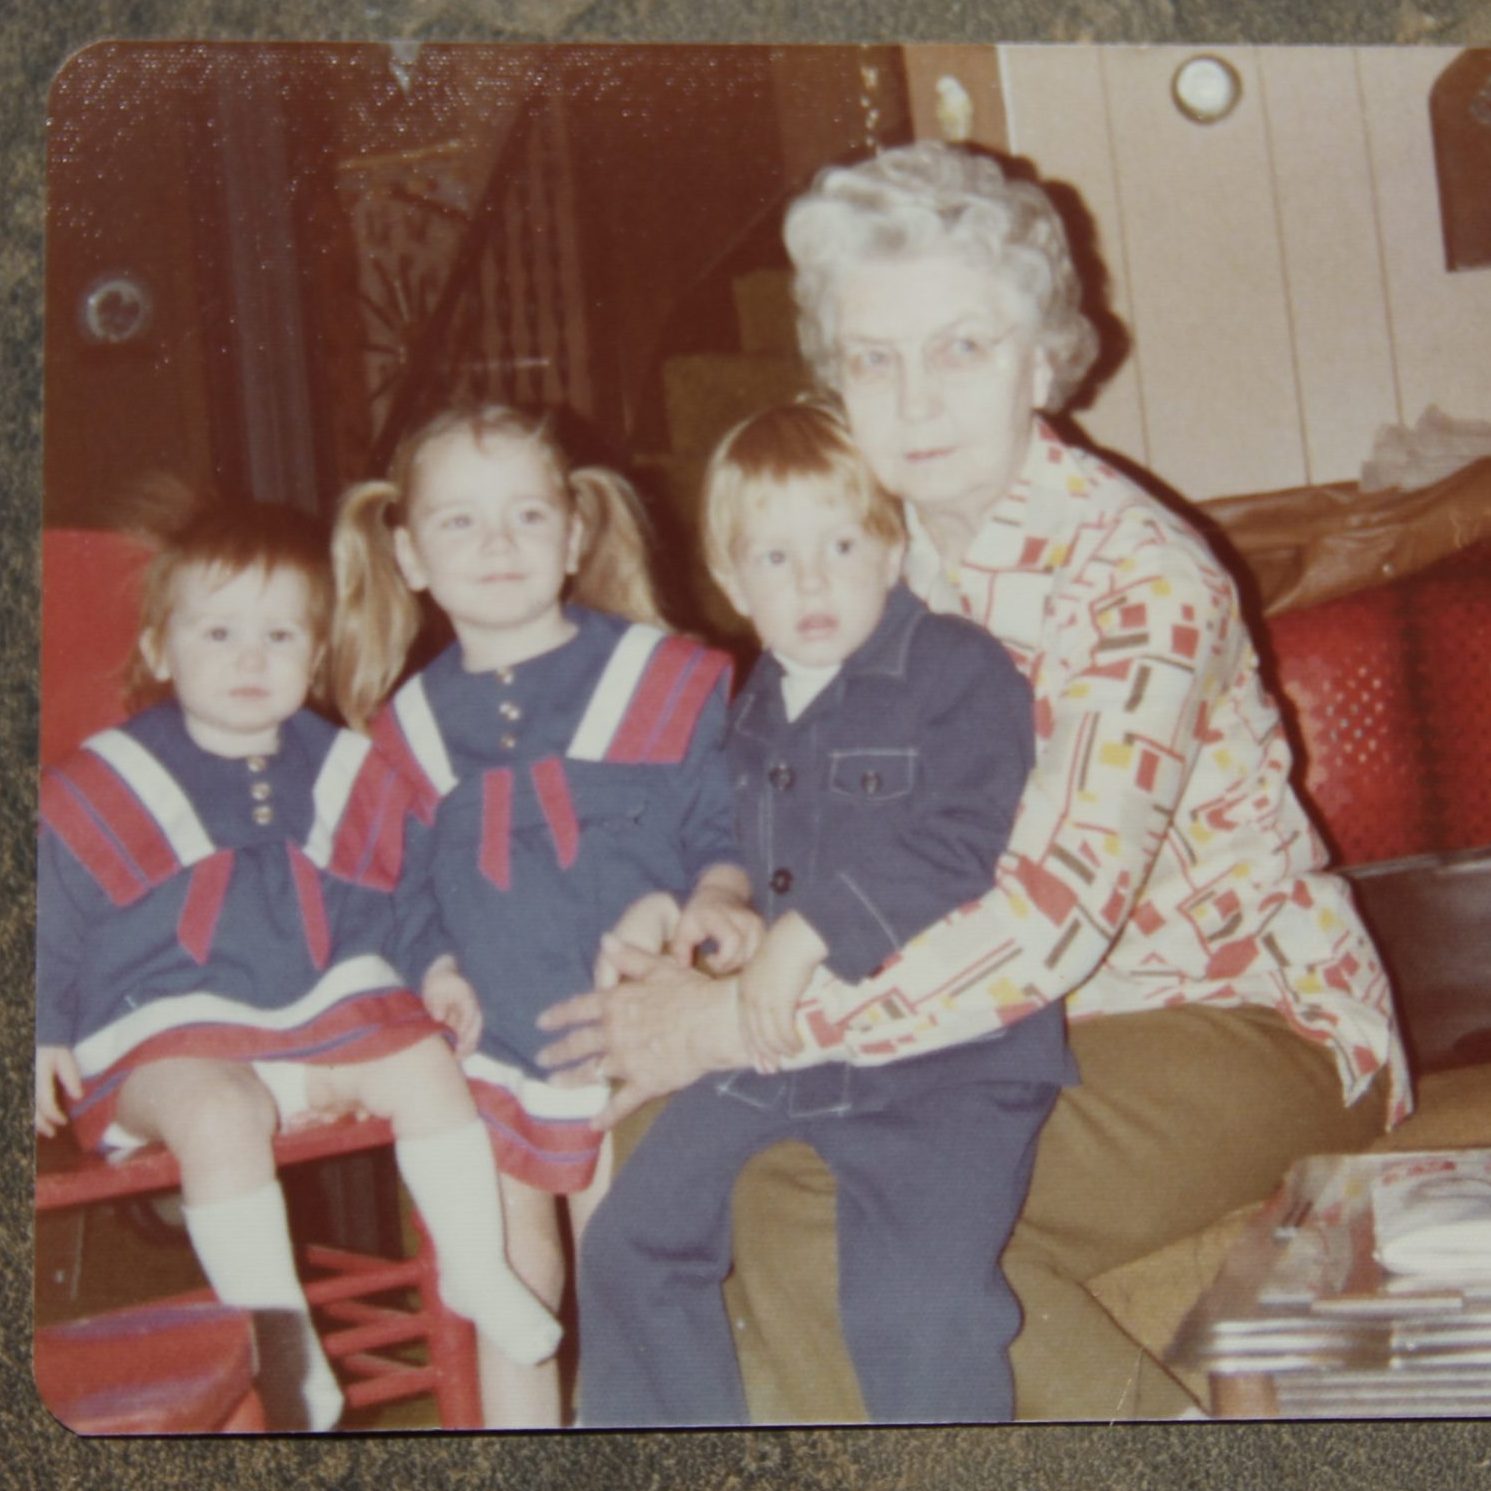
[578,402,1075,1427]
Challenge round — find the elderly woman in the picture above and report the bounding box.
[540,141,1408,1421]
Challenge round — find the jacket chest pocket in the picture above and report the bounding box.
[827,748,916,803]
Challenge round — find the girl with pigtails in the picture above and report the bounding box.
[332,405,758,1428]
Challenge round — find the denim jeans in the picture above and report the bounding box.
[578,1036,1059,1427]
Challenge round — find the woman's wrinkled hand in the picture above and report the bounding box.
[535,936,747,1129]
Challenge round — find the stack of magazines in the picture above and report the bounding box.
[1371,1151,1491,1277]
[1168,1149,1491,1417]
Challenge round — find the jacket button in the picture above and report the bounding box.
[768,763,795,791]
[769,867,793,894]
[252,803,274,826]
[861,770,882,796]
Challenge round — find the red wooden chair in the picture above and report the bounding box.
[36,1301,266,1434]
[35,1118,481,1428]
[34,527,482,1431]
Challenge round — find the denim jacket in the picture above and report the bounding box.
[728,584,1035,985]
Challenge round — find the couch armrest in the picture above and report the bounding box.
[1344,845,1491,1073]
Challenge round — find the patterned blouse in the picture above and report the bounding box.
[792,423,1411,1125]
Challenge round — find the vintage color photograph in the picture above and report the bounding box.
[34,40,1491,1434]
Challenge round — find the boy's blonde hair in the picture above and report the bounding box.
[128,498,334,711]
[701,401,905,584]
[331,405,663,732]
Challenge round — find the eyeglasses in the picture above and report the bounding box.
[837,324,1027,389]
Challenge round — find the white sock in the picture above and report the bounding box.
[183,1183,344,1431]
[395,1120,561,1365]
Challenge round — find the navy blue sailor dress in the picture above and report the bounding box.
[372,605,739,1194]
[36,701,442,1153]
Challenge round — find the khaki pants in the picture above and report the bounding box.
[719,1004,1389,1422]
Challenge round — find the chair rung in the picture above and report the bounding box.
[340,1357,438,1403]
[319,1298,407,1326]
[302,1262,423,1307]
[35,1116,400,1214]
[35,1108,479,1429]
[302,1242,418,1275]
[324,1314,429,1356]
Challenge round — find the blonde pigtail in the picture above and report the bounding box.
[331,480,422,732]
[568,467,665,627]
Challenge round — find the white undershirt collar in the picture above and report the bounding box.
[773,652,842,722]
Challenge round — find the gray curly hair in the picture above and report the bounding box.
[784,142,1099,411]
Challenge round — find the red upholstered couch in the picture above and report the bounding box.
[1090,507,1491,1400]
[1268,537,1491,1078]
[1266,539,1491,872]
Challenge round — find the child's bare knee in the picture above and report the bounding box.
[171,1065,278,1151]
[354,1035,473,1132]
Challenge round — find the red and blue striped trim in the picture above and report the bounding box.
[176,851,235,965]
[468,1079,605,1195]
[605,638,732,766]
[69,987,442,1152]
[40,756,182,906]
[326,751,412,892]
[370,707,442,824]
[479,769,515,890]
[530,757,579,870]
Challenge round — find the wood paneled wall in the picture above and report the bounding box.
[922,45,1491,501]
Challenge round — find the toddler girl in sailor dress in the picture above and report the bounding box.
[35,504,557,1431]
[332,405,756,1428]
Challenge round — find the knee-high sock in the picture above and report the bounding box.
[183,1182,343,1431]
[395,1120,561,1365]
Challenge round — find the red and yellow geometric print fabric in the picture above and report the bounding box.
[794,424,1410,1125]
